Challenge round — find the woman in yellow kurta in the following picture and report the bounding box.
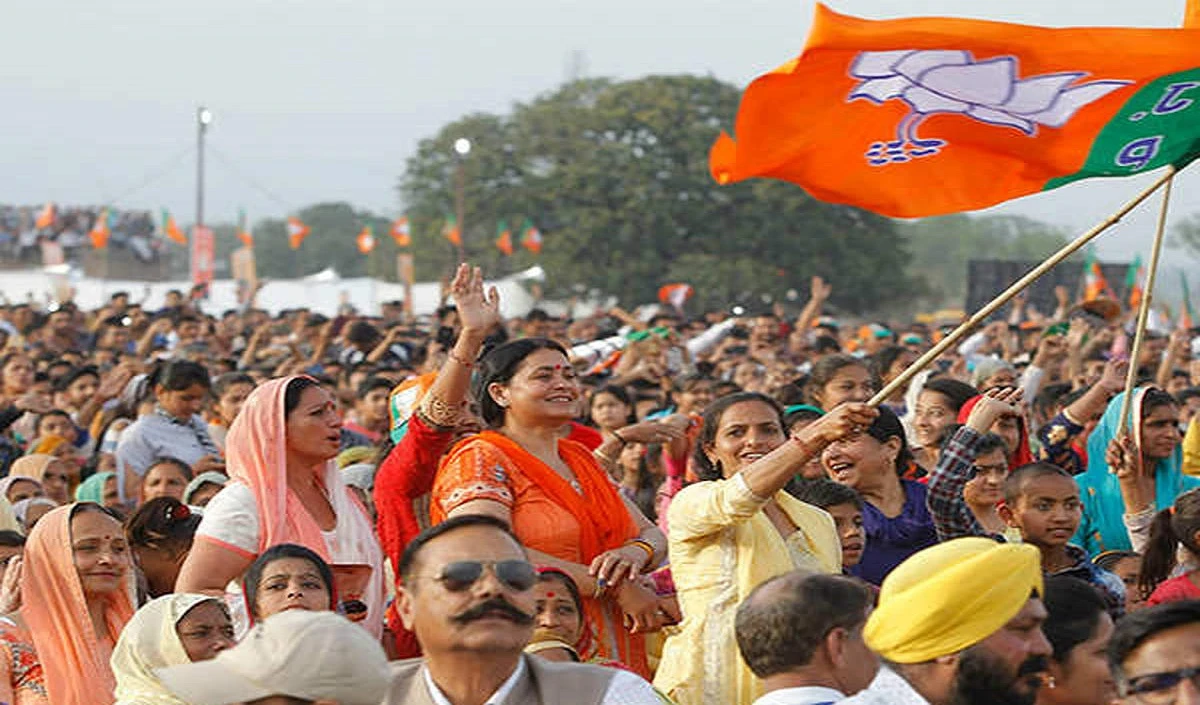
[655,392,876,705]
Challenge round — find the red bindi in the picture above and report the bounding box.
[546,591,557,598]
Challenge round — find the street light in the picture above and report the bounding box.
[195,106,212,292]
[452,137,471,261]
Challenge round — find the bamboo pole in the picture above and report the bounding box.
[1116,167,1177,436]
[868,166,1179,407]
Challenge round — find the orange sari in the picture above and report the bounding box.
[22,504,136,705]
[432,430,647,675]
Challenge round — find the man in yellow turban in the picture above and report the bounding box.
[843,537,1053,705]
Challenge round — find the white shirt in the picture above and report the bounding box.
[840,667,930,705]
[420,657,662,705]
[753,685,844,705]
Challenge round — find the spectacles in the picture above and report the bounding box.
[418,560,537,593]
[1123,664,1200,703]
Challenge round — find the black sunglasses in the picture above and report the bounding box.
[425,560,537,593]
[1124,664,1200,702]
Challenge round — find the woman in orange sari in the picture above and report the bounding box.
[432,338,669,677]
[0,502,136,705]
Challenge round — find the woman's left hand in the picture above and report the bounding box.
[614,421,684,446]
[589,544,650,591]
[613,580,665,633]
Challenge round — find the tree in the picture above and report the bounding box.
[1170,212,1200,260]
[398,76,914,313]
[901,214,1071,308]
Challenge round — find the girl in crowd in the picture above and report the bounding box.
[0,477,43,505]
[0,353,37,442]
[115,361,221,504]
[805,355,876,411]
[111,594,236,705]
[1037,576,1117,705]
[206,372,256,452]
[141,457,192,503]
[1077,387,1197,554]
[1132,487,1200,606]
[823,405,938,585]
[617,442,664,522]
[0,503,136,704]
[74,472,121,509]
[181,472,227,508]
[656,392,874,705]
[872,345,917,415]
[1092,551,1143,612]
[176,376,384,637]
[911,377,979,469]
[783,405,826,481]
[589,385,636,437]
[956,394,1034,471]
[786,478,867,571]
[9,454,71,505]
[242,543,335,623]
[126,498,202,599]
[433,338,670,677]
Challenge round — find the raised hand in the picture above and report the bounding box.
[810,275,832,303]
[965,386,1023,433]
[451,264,501,334]
[1097,358,1130,395]
[801,403,879,445]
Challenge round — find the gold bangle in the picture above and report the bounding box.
[626,539,656,567]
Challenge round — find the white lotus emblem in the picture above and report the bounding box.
[848,50,1131,165]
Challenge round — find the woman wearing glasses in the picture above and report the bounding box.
[175,376,384,638]
[431,338,670,678]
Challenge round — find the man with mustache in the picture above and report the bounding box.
[384,513,662,704]
[843,537,1053,705]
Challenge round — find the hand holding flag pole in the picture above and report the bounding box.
[868,165,1180,408]
[1115,167,1176,438]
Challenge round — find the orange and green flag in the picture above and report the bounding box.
[711,5,1200,217]
[1126,254,1146,309]
[161,209,187,245]
[520,219,543,254]
[287,216,311,250]
[1082,249,1110,302]
[391,216,411,247]
[442,215,462,247]
[237,209,253,248]
[1181,271,1196,330]
[89,209,111,249]
[495,220,514,256]
[356,224,376,254]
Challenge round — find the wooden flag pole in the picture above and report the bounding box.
[1115,166,1177,437]
[868,166,1179,408]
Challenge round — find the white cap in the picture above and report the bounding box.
[156,610,389,705]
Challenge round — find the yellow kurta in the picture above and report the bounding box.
[653,475,841,705]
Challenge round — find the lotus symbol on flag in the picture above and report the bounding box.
[848,50,1131,165]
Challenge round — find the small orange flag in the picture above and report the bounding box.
[520,219,542,254]
[237,209,253,248]
[356,225,376,254]
[161,210,187,245]
[89,209,111,249]
[391,216,411,247]
[442,216,462,247]
[495,221,514,256]
[287,217,311,250]
[34,202,55,229]
[713,5,1200,217]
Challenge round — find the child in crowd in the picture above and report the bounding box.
[787,478,866,571]
[1093,550,1144,612]
[998,462,1126,617]
[1135,487,1200,606]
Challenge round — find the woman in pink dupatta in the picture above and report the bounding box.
[0,502,136,705]
[175,376,385,637]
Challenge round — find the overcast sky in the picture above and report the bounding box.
[3,0,1197,261]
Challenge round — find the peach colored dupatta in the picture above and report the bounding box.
[223,376,385,635]
[22,504,136,705]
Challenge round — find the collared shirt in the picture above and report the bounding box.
[421,657,662,705]
[114,411,218,500]
[927,425,1002,542]
[752,685,844,705]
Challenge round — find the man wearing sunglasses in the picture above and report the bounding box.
[386,514,662,705]
[1110,600,1200,705]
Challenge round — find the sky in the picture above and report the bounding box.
[2,0,1198,263]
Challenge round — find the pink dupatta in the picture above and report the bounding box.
[22,503,136,705]
[223,376,385,635]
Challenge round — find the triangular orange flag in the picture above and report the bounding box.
[89,209,111,249]
[391,216,411,247]
[161,210,188,245]
[288,217,311,250]
[35,202,56,229]
[356,225,376,254]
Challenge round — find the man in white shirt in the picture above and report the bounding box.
[385,513,661,705]
[735,571,877,705]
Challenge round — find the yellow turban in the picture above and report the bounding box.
[864,537,1043,664]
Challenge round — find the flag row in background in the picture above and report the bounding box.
[1082,250,1199,330]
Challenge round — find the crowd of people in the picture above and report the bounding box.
[2,261,1200,705]
[0,204,161,265]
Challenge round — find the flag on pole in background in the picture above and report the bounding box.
[287,216,311,250]
[1083,249,1110,302]
[711,5,1200,217]
[356,225,376,254]
[161,210,188,245]
[391,216,411,247]
[1126,254,1146,308]
[237,209,253,248]
[495,220,514,256]
[89,209,111,249]
[520,219,543,253]
[35,202,56,229]
[1182,271,1196,330]
[658,283,695,310]
[442,215,462,247]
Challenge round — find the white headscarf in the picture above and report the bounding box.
[111,593,226,705]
